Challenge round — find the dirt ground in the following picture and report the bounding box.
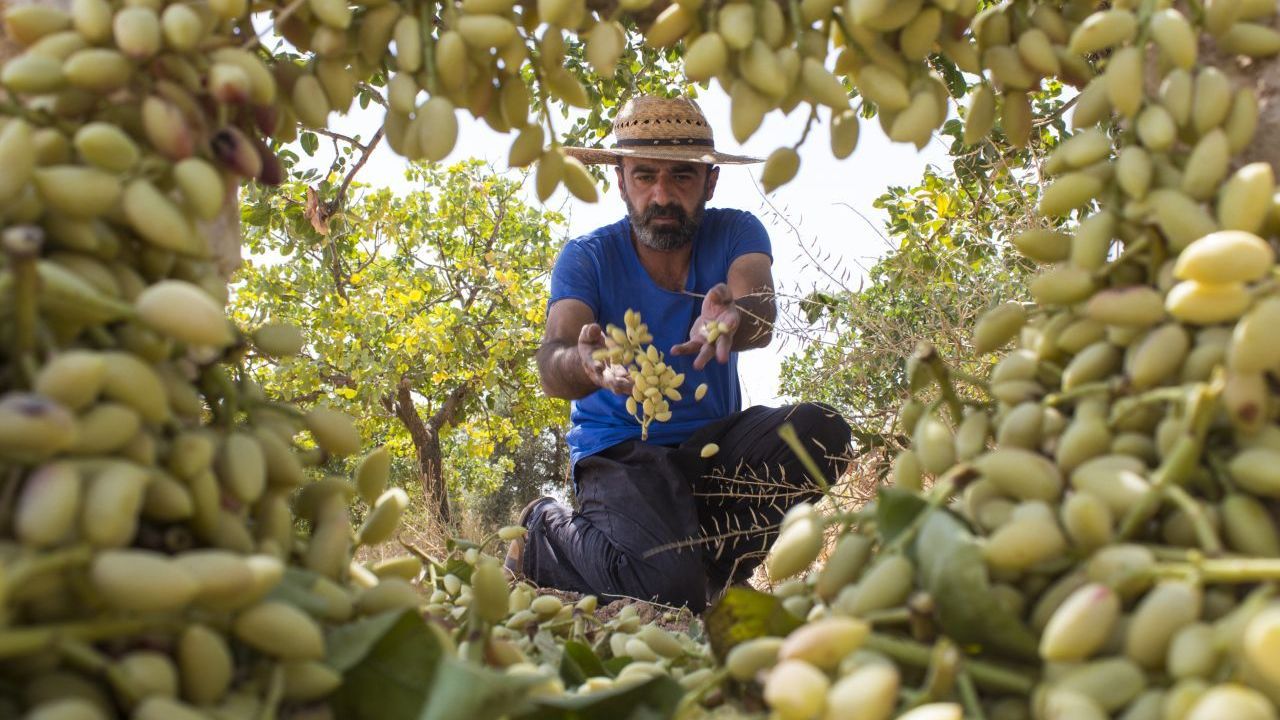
[531,586,702,634]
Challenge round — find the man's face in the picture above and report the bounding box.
[616,158,719,251]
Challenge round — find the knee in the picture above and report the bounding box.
[523,498,561,536]
[790,402,852,457]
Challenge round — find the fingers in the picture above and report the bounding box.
[704,283,732,309]
[716,332,732,364]
[670,340,700,356]
[602,364,633,395]
[692,341,716,371]
[708,283,733,303]
[580,356,604,385]
[578,325,607,383]
[715,311,738,363]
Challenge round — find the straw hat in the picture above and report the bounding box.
[563,95,762,165]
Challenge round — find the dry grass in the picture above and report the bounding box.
[746,449,887,593]
[355,491,494,567]
[824,448,889,514]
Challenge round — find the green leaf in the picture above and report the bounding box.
[531,627,566,670]
[328,611,554,720]
[875,486,929,545]
[913,511,1040,660]
[301,131,319,156]
[419,657,542,720]
[602,655,632,675]
[929,54,969,98]
[559,640,609,686]
[268,567,341,619]
[328,611,446,718]
[514,675,686,720]
[703,587,803,661]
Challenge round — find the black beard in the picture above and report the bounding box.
[625,195,706,251]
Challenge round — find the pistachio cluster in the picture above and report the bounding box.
[0,1,434,715]
[747,0,1280,717]
[592,309,690,439]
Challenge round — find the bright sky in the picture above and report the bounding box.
[318,85,952,407]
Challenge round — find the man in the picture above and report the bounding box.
[507,95,851,613]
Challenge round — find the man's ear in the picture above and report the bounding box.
[705,165,720,201]
[614,162,626,192]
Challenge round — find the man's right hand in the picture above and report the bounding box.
[577,323,635,396]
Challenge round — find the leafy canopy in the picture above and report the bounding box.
[234,160,567,497]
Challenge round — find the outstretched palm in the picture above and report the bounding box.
[671,283,740,370]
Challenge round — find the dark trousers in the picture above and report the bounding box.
[521,403,852,613]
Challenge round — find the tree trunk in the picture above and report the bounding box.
[417,430,449,523]
[382,377,472,527]
[386,380,450,523]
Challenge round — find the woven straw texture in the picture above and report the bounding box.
[563,96,762,165]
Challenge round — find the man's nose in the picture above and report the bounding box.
[651,176,674,204]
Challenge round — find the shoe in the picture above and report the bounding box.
[504,496,553,580]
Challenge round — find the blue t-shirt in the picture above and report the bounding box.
[549,208,773,467]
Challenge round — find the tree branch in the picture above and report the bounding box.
[326,240,348,301]
[429,383,471,431]
[288,388,326,405]
[332,127,385,213]
[387,376,434,447]
[312,127,368,150]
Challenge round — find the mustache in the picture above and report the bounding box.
[639,203,689,224]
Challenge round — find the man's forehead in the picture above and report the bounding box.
[619,158,710,173]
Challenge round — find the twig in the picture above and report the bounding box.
[332,127,386,212]
[778,422,831,492]
[3,226,42,382]
[957,670,989,720]
[243,0,307,48]
[261,662,286,720]
[0,467,22,538]
[862,633,1036,695]
[313,127,372,150]
[1119,379,1220,539]
[1164,485,1223,555]
[1146,558,1280,584]
[793,105,820,150]
[0,618,175,660]
[673,667,730,718]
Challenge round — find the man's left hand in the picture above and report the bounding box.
[671,283,740,370]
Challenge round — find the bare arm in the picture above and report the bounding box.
[536,299,634,400]
[670,252,776,369]
[727,252,776,351]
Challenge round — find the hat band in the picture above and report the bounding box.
[615,137,714,148]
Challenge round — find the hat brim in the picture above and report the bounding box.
[563,145,762,165]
